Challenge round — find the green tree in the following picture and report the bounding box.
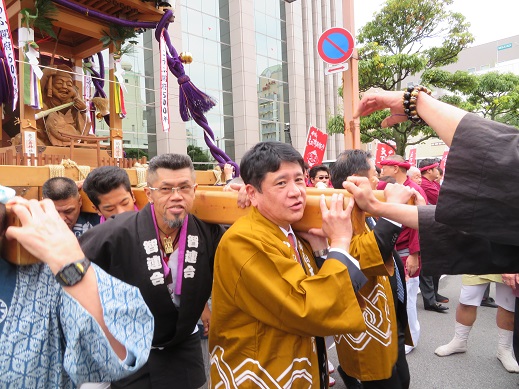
[327,0,474,156]
[422,69,519,125]
[187,145,212,170]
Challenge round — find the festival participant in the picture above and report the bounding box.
[418,158,440,205]
[347,86,519,360]
[82,165,137,221]
[0,195,153,387]
[80,154,225,389]
[377,154,433,356]
[209,142,367,389]
[418,158,449,310]
[407,166,422,186]
[435,274,519,373]
[330,149,411,389]
[309,164,331,188]
[347,87,519,268]
[42,177,99,237]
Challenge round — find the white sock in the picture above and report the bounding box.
[435,321,471,356]
[497,328,519,373]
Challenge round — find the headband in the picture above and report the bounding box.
[380,159,411,170]
[419,163,439,172]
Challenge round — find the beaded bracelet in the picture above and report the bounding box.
[403,85,432,124]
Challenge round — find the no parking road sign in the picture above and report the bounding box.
[317,27,355,74]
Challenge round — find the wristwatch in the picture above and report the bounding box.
[55,257,91,287]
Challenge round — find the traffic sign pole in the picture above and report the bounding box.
[342,0,360,150]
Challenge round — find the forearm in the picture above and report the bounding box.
[370,202,419,230]
[63,268,126,359]
[417,92,467,147]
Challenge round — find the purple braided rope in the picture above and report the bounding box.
[51,0,158,29]
[84,54,110,126]
[156,11,238,175]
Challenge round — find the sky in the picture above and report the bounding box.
[353,0,518,46]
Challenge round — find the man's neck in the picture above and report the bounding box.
[157,220,179,237]
[395,173,407,185]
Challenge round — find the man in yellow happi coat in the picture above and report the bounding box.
[330,150,411,389]
[209,142,368,389]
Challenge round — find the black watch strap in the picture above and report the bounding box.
[55,257,91,287]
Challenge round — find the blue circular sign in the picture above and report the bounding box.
[317,28,355,65]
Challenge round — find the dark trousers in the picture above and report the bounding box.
[112,332,206,389]
[420,274,440,307]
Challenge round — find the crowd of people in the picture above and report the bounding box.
[2,86,519,389]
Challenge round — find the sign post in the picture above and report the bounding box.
[342,0,360,149]
[316,23,359,149]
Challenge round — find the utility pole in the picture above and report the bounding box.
[342,0,360,149]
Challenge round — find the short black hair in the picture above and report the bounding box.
[147,154,195,184]
[240,142,304,192]
[42,177,79,201]
[418,158,440,174]
[308,164,330,179]
[330,149,372,189]
[83,166,132,207]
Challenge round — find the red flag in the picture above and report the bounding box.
[303,126,328,168]
[375,143,395,167]
[407,147,417,166]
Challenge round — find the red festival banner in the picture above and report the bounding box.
[407,147,417,166]
[303,126,328,168]
[375,143,395,166]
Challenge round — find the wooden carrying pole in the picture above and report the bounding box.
[3,188,395,266]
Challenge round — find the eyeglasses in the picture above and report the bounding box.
[148,184,196,196]
[317,175,329,180]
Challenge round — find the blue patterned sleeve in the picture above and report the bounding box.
[59,264,154,385]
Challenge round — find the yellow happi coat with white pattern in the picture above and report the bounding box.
[209,207,366,388]
[335,229,398,381]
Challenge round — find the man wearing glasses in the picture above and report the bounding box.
[308,164,331,188]
[80,154,225,389]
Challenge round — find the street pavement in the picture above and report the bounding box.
[327,275,519,388]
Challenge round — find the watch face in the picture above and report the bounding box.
[59,264,82,285]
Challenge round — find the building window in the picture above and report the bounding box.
[255,0,290,142]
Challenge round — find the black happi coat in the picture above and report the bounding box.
[79,203,225,388]
[418,114,519,275]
